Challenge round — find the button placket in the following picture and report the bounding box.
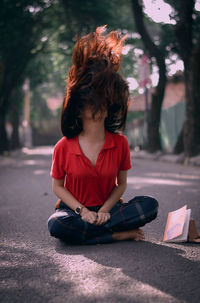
[82,154,95,169]
[95,151,104,171]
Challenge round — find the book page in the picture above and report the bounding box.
[171,209,191,242]
[163,205,187,242]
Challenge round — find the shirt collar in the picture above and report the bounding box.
[69,131,116,155]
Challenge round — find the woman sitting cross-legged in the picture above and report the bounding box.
[47,26,159,245]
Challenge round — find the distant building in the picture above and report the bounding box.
[126,73,185,151]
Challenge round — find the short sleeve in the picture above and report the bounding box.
[50,142,66,179]
[119,136,132,170]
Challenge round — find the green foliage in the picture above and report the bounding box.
[159,24,178,54]
[30,88,54,129]
[163,0,200,48]
[24,0,139,132]
[0,0,47,87]
[4,0,199,149]
[127,111,144,122]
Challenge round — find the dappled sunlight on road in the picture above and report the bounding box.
[22,146,54,156]
[23,160,38,165]
[159,241,200,262]
[33,169,48,175]
[23,159,46,166]
[52,253,180,303]
[22,159,49,168]
[127,176,193,187]
[0,239,182,303]
[0,239,72,301]
[145,172,200,180]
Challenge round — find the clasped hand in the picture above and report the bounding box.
[81,209,110,225]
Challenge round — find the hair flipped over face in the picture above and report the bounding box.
[61,26,130,138]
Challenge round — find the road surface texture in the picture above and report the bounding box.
[0,146,200,303]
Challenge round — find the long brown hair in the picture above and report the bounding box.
[61,26,130,138]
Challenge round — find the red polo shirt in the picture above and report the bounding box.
[50,131,132,207]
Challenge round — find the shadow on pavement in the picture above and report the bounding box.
[0,242,72,303]
[1,240,147,303]
[55,240,200,303]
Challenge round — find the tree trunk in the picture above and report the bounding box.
[131,0,166,152]
[0,54,32,153]
[173,128,184,154]
[183,67,196,157]
[192,43,200,153]
[149,62,166,152]
[174,0,198,157]
[10,105,21,150]
[183,43,200,157]
[9,87,23,150]
[0,103,9,154]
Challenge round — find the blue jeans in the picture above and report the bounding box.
[47,196,158,245]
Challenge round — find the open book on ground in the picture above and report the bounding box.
[163,205,191,242]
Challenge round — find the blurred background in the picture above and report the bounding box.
[0,0,200,159]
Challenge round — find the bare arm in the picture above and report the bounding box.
[99,170,127,213]
[52,178,82,211]
[52,178,97,223]
[53,170,127,226]
[94,170,127,225]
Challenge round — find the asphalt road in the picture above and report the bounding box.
[0,147,200,303]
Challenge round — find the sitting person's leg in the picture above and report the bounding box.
[47,208,113,245]
[105,196,158,241]
[107,196,159,232]
[47,196,158,244]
